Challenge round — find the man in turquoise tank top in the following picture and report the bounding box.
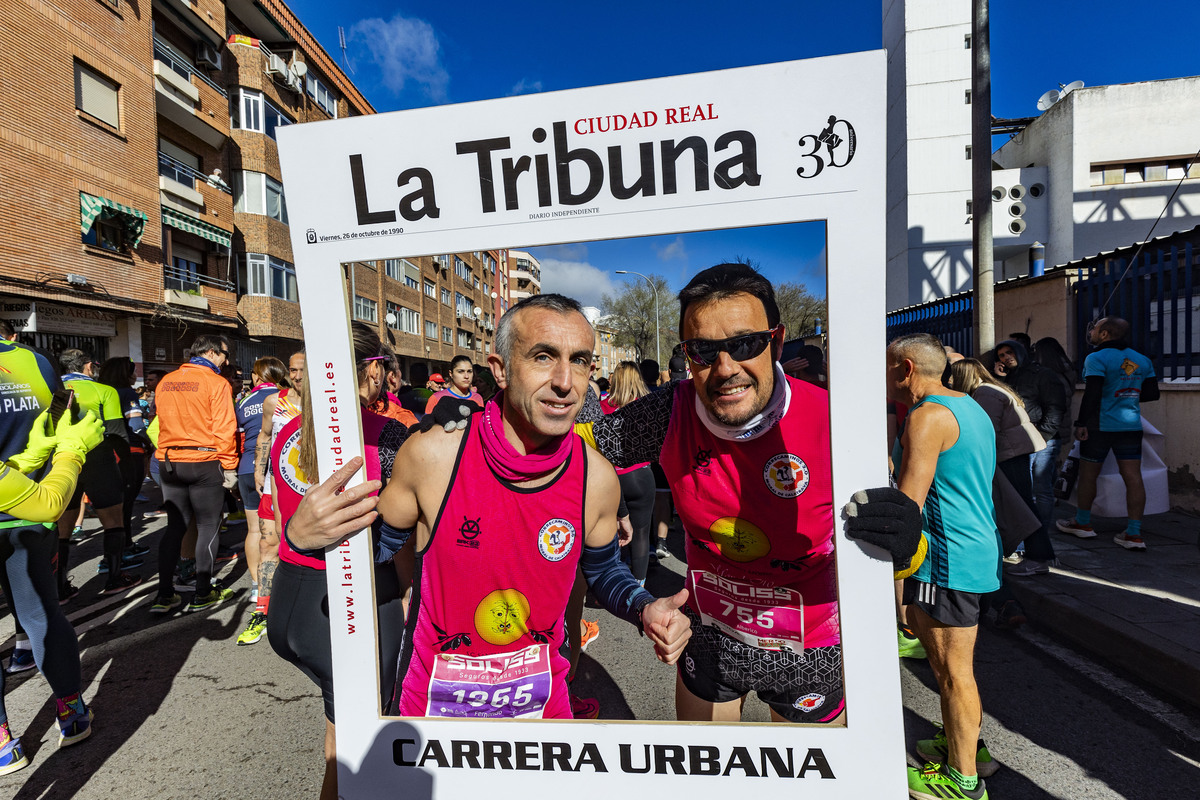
[888,333,999,800]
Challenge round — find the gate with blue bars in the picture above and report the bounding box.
[885,293,975,357]
[1071,226,1199,380]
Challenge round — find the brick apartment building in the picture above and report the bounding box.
[1,0,503,384]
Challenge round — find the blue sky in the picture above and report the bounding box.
[286,0,1198,305]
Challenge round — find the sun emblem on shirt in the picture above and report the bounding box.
[474,589,531,645]
[707,516,771,562]
[763,453,809,498]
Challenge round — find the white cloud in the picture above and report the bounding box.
[509,78,543,96]
[655,236,687,262]
[349,13,449,101]
[539,258,619,309]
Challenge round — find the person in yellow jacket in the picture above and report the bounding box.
[0,405,104,775]
[150,334,240,614]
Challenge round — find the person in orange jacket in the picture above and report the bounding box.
[149,334,239,614]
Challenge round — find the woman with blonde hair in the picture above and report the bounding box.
[948,358,1045,627]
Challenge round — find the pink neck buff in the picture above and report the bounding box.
[479,392,574,482]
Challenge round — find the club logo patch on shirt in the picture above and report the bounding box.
[278,429,311,494]
[763,453,809,498]
[793,692,825,713]
[537,518,576,562]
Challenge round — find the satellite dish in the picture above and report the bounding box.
[473,306,482,316]
[1060,80,1084,96]
[385,312,397,326]
[1036,89,1061,112]
[290,60,308,78]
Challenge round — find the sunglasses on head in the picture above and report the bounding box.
[680,325,781,367]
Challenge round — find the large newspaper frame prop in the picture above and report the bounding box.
[277,52,901,798]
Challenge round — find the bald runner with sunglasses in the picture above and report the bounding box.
[577,263,921,724]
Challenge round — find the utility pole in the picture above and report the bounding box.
[972,0,995,355]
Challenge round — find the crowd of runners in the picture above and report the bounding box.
[0,262,1152,800]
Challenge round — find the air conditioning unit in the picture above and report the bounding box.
[196,41,222,71]
[456,310,465,319]
[265,54,288,78]
[285,71,303,93]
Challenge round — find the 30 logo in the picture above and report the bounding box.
[796,116,856,179]
[694,448,712,469]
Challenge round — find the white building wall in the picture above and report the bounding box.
[885,0,973,310]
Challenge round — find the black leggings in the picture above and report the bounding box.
[619,466,657,582]
[113,440,144,546]
[0,524,82,725]
[158,460,225,597]
[267,559,405,722]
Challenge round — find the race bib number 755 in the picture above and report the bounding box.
[690,570,804,653]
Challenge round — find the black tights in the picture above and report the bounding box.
[158,460,225,597]
[619,466,657,582]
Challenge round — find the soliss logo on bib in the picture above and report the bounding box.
[537,518,576,562]
[763,453,809,498]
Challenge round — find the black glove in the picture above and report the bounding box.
[844,487,923,569]
[409,395,482,436]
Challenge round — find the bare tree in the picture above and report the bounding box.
[775,282,827,338]
[599,273,679,364]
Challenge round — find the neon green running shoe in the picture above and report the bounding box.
[916,724,998,777]
[185,587,235,613]
[907,762,988,800]
[237,612,268,646]
[149,594,182,614]
[898,625,927,659]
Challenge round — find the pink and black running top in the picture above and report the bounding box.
[396,418,586,719]
[657,376,837,651]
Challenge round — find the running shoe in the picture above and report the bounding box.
[227,510,246,521]
[570,694,600,720]
[907,762,988,799]
[1056,518,1096,538]
[237,612,268,646]
[98,555,144,574]
[0,731,27,776]
[125,543,150,558]
[100,572,144,595]
[1114,532,1147,550]
[149,594,182,614]
[580,619,600,652]
[1007,559,1050,576]
[898,625,926,659]
[4,649,35,675]
[58,581,80,605]
[70,525,87,542]
[55,694,92,747]
[992,600,1027,631]
[916,725,998,777]
[655,543,672,560]
[185,587,235,613]
[174,558,197,591]
[143,509,167,519]
[215,547,238,563]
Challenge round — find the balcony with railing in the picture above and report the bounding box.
[163,262,237,317]
[153,34,229,148]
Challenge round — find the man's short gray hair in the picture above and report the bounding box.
[494,294,591,365]
[888,332,948,379]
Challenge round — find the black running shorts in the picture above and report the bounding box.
[903,578,983,628]
[1080,429,1142,463]
[67,440,124,509]
[678,607,845,723]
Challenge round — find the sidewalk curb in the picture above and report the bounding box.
[1008,580,1200,713]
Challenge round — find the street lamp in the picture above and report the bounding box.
[615,270,660,367]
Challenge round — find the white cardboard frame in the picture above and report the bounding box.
[277,52,900,798]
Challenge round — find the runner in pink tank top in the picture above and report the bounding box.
[397,417,586,718]
[283,296,695,720]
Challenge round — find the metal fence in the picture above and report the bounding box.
[885,293,975,357]
[1071,229,1200,380]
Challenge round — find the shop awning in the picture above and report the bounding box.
[161,206,233,248]
[80,192,149,248]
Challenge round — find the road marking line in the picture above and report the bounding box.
[1018,626,1200,744]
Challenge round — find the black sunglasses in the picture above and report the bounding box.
[681,325,781,367]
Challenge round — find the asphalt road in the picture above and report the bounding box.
[3,503,1199,799]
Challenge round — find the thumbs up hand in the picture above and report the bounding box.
[641,589,692,665]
